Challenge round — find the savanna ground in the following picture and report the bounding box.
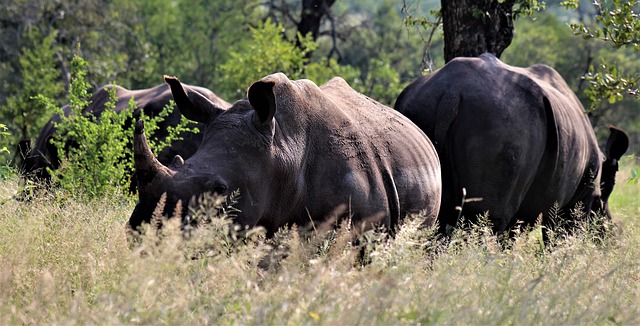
[0,157,638,325]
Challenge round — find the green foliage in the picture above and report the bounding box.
[301,57,363,93]
[583,59,639,111]
[402,0,441,31]
[400,1,443,75]
[0,124,8,154]
[612,155,638,186]
[403,1,545,28]
[628,167,638,185]
[564,0,640,110]
[47,55,196,198]
[502,12,587,90]
[0,29,65,154]
[337,0,439,100]
[0,166,14,180]
[48,55,134,198]
[403,11,440,30]
[359,57,403,106]
[568,0,640,49]
[218,19,317,98]
[560,0,579,9]
[511,0,547,19]
[142,99,196,157]
[109,0,262,89]
[0,0,637,172]
[0,123,13,180]
[218,16,405,106]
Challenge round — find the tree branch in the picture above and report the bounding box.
[324,2,341,62]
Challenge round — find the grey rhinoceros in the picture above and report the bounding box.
[394,53,628,235]
[128,73,441,235]
[22,83,230,180]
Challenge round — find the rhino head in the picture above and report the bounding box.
[128,75,285,233]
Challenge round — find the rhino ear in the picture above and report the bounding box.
[247,80,277,125]
[605,126,629,161]
[164,75,225,124]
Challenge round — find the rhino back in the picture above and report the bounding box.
[520,64,603,216]
[395,54,603,232]
[284,77,441,229]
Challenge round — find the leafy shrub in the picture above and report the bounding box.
[44,55,195,198]
[139,100,197,157]
[217,19,312,98]
[0,123,13,179]
[0,30,65,162]
[45,56,133,197]
[0,124,9,155]
[563,0,639,111]
[217,18,405,108]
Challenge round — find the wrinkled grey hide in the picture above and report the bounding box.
[395,53,628,234]
[129,73,441,235]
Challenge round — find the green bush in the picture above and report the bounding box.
[217,18,403,107]
[45,55,195,199]
[0,29,65,161]
[0,124,8,155]
[46,55,134,197]
[139,100,196,157]
[0,123,13,180]
[218,18,315,99]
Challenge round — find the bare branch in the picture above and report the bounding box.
[263,0,299,26]
[420,15,442,73]
[323,2,341,62]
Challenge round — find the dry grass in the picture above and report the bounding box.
[0,157,638,325]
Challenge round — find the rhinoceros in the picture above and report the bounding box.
[394,53,629,235]
[22,83,231,180]
[127,73,441,235]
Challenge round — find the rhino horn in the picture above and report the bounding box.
[134,119,174,193]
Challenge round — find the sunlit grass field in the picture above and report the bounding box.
[0,157,638,325]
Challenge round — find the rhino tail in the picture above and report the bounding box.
[432,92,460,232]
[433,92,460,151]
[381,170,401,232]
[542,96,560,170]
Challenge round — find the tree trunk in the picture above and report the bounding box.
[296,0,336,57]
[441,0,515,62]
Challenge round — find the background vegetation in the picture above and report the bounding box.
[1,0,637,169]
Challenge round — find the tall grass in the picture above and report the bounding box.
[0,157,638,325]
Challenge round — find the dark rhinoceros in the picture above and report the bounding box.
[394,53,629,235]
[22,83,231,180]
[128,73,441,235]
